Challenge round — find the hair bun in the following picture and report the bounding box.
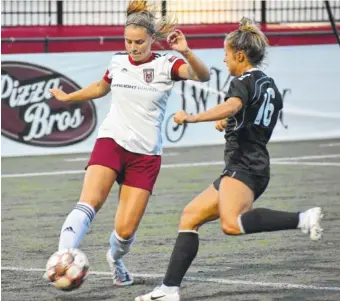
[127,0,149,16]
[239,17,259,34]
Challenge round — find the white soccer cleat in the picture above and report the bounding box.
[42,271,49,281]
[106,249,133,286]
[300,207,324,241]
[135,286,180,301]
[86,226,92,234]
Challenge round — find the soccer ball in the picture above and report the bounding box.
[45,248,89,291]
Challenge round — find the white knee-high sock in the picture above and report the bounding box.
[58,203,96,251]
[109,231,135,261]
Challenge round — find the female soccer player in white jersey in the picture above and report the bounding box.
[135,17,323,301]
[48,0,210,286]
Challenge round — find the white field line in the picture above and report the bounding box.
[64,152,179,162]
[274,161,340,167]
[63,154,340,163]
[319,143,340,148]
[272,154,340,161]
[64,157,93,162]
[1,161,225,178]
[2,170,84,178]
[2,157,340,179]
[2,266,340,292]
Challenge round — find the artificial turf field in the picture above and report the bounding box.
[2,139,340,301]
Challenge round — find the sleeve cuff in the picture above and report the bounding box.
[103,70,111,84]
[171,59,186,81]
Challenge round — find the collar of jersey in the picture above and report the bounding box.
[128,53,156,66]
[246,68,258,73]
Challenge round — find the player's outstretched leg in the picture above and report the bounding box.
[136,177,324,300]
[238,207,323,240]
[215,177,324,241]
[135,207,324,300]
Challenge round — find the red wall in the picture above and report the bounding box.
[2,23,339,54]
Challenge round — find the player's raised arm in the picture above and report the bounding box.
[167,29,210,82]
[174,97,243,124]
[50,78,110,102]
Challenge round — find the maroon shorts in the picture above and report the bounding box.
[87,138,161,193]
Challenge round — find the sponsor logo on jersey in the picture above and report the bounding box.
[1,61,97,147]
[143,68,154,83]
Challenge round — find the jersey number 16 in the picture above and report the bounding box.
[254,87,275,127]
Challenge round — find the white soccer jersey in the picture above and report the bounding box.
[98,52,185,155]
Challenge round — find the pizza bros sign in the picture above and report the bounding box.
[1,62,97,147]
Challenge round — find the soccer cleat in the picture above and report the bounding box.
[86,226,92,234]
[106,249,133,286]
[42,271,49,281]
[300,207,324,241]
[135,286,180,301]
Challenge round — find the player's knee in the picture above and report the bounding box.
[78,196,105,212]
[221,219,241,235]
[179,205,201,230]
[115,225,135,240]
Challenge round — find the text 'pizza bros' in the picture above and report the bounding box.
[1,74,85,142]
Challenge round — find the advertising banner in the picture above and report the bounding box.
[2,45,340,157]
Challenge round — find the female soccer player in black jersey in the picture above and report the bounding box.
[135,17,323,301]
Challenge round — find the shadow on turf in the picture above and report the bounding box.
[44,277,159,301]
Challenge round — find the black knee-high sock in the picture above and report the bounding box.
[240,208,299,234]
[163,231,199,287]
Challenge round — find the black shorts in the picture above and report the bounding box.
[212,168,269,201]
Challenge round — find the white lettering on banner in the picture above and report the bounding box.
[165,68,231,143]
[1,73,88,144]
[1,74,60,107]
[1,44,340,157]
[23,103,84,141]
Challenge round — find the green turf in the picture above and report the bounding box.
[2,140,340,300]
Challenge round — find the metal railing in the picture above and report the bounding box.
[2,30,337,53]
[2,0,340,26]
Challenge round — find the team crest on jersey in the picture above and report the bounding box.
[143,69,154,83]
[168,56,177,63]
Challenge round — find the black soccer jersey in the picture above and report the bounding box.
[223,69,283,176]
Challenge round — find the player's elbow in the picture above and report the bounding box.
[231,103,242,115]
[227,98,243,117]
[220,102,242,119]
[199,73,211,82]
[96,80,110,98]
